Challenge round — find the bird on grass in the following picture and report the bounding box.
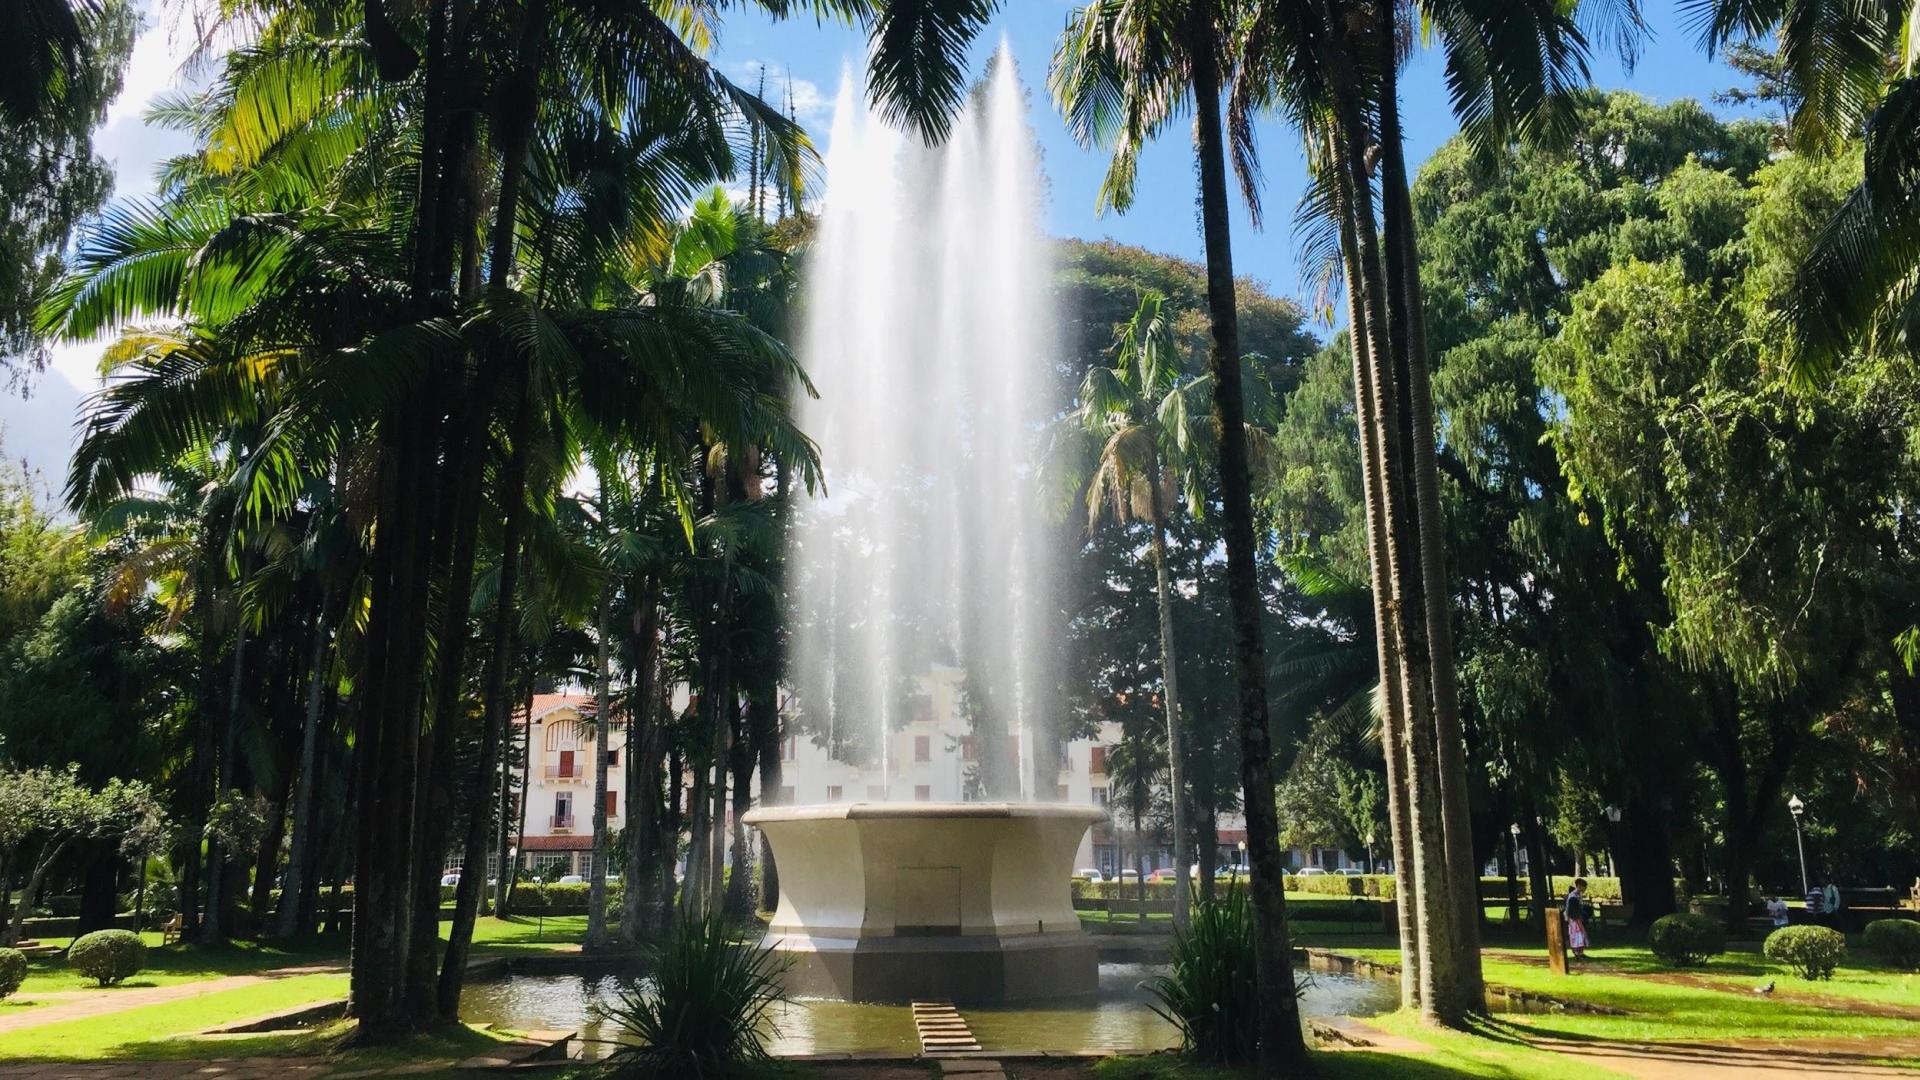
[1754,980,1775,994]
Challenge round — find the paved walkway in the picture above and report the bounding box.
[0,964,342,1036]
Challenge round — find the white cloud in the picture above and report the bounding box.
[732,61,829,121]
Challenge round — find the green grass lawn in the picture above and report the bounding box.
[1332,943,1918,1043]
[0,972,351,1061]
[12,913,590,1001]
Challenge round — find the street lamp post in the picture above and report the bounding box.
[1507,822,1524,925]
[1788,795,1809,897]
[1237,838,1247,875]
[1604,805,1622,877]
[1365,831,1376,875]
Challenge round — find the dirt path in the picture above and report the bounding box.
[1525,1033,1920,1078]
[0,963,343,1035]
[1335,1018,1920,1079]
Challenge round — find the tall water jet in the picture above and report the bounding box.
[757,50,1098,1005]
[788,49,1060,799]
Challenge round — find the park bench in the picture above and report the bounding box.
[161,913,183,946]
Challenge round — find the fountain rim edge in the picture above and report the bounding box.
[743,801,1106,825]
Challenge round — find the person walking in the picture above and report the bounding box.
[1564,877,1591,960]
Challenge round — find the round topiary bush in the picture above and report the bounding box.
[1647,912,1725,967]
[1863,919,1920,970]
[0,947,27,999]
[1764,924,1847,981]
[68,929,147,987]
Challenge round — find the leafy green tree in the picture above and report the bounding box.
[0,0,131,375]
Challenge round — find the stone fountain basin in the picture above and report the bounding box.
[744,802,1104,1003]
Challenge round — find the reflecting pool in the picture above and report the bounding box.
[458,962,1399,1058]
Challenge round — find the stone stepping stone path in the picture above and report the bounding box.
[911,1001,980,1054]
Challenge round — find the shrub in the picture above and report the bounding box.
[1765,925,1847,980]
[1145,884,1262,1064]
[68,929,147,987]
[1863,919,1920,970]
[599,910,788,1075]
[0,948,26,999]
[1646,913,1724,967]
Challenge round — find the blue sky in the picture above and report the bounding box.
[5,2,1757,485]
[715,3,1756,304]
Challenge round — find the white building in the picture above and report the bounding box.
[480,672,1366,881]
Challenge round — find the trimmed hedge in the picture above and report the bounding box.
[1863,919,1920,970]
[0,948,26,999]
[1072,875,1396,901]
[1647,913,1724,967]
[1765,925,1846,980]
[69,929,147,987]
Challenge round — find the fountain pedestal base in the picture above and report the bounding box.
[768,932,1098,1003]
[743,802,1105,1004]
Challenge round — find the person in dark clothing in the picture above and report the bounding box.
[1564,877,1591,959]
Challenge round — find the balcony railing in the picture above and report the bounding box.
[550,813,576,831]
[544,764,584,780]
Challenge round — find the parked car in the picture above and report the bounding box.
[1336,868,1364,877]
[439,872,461,887]
[1297,867,1329,876]
[1117,869,1141,882]
[557,874,584,885]
[1216,863,1250,878]
[1147,868,1178,883]
[1074,868,1104,883]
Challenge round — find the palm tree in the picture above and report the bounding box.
[1051,2,1307,1065]
[1066,293,1215,929]
[1105,729,1168,917]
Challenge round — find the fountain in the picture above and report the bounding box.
[755,50,1098,1003]
[745,803,1103,1002]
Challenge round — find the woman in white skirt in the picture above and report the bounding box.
[1564,877,1591,959]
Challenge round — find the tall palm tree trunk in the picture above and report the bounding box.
[1317,3,1465,1025]
[1187,21,1307,1069]
[622,578,663,941]
[278,581,337,939]
[586,584,614,949]
[439,381,534,1016]
[1145,485,1191,930]
[1329,138,1423,1009]
[1375,37,1483,1011]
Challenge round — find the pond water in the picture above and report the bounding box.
[458,963,1399,1058]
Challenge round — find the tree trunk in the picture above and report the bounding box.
[1329,136,1422,1009]
[623,579,663,941]
[755,698,783,913]
[278,583,336,938]
[6,840,69,944]
[1375,18,1483,1011]
[1146,494,1192,931]
[585,584,614,950]
[202,602,252,946]
[724,704,756,919]
[1188,26,1306,1069]
[439,381,534,1016]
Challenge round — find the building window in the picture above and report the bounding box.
[1057,740,1072,772]
[1092,786,1109,808]
[607,749,619,767]
[554,791,573,829]
[914,785,931,802]
[1090,746,1107,774]
[915,735,931,762]
[961,736,977,761]
[606,790,619,817]
[827,785,844,801]
[781,735,798,762]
